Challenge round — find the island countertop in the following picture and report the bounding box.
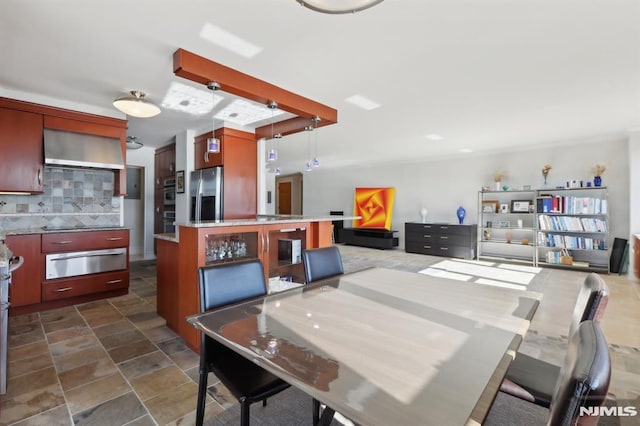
[176,214,358,228]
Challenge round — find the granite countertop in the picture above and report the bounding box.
[2,226,128,238]
[154,233,178,243]
[179,214,358,228]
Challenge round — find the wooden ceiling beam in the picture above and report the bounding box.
[173,48,337,138]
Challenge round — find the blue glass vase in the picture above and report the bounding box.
[594,176,602,187]
[456,206,466,224]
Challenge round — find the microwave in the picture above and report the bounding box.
[163,186,176,205]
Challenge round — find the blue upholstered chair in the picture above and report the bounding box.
[302,246,344,284]
[195,259,290,426]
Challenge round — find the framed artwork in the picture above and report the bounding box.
[511,199,531,213]
[498,220,510,228]
[500,203,509,214]
[482,200,499,213]
[176,170,185,193]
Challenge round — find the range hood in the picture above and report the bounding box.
[44,129,124,170]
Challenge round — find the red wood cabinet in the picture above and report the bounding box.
[5,234,43,307]
[0,108,44,193]
[194,128,257,219]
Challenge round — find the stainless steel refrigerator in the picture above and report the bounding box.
[190,167,223,221]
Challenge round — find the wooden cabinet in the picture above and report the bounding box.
[0,97,128,196]
[41,229,129,253]
[5,234,42,308]
[0,108,44,193]
[42,270,128,301]
[154,144,176,242]
[195,128,257,219]
[405,223,477,260]
[174,221,314,351]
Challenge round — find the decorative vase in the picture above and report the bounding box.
[419,208,428,223]
[594,176,602,187]
[456,206,466,224]
[495,181,501,191]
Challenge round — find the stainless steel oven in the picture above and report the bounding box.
[45,248,127,280]
[163,211,176,233]
[163,179,176,206]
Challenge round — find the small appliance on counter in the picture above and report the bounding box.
[0,239,24,394]
[190,167,223,222]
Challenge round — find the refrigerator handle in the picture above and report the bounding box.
[196,176,203,222]
[215,167,223,220]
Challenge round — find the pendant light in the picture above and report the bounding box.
[305,124,313,172]
[312,116,321,167]
[206,82,221,154]
[125,136,143,150]
[267,101,278,162]
[113,91,161,118]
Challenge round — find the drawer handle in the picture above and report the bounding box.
[440,236,449,239]
[106,237,123,241]
[440,226,449,229]
[54,287,73,293]
[423,234,431,238]
[440,247,449,251]
[106,279,123,285]
[423,245,431,249]
[53,241,73,245]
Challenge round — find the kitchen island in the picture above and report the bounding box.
[154,215,352,351]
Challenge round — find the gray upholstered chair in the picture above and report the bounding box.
[195,259,290,426]
[486,320,611,426]
[302,246,344,284]
[501,273,609,407]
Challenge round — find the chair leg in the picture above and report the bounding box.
[240,397,250,426]
[195,369,208,426]
[313,398,321,426]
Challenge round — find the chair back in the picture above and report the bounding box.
[548,320,611,426]
[568,273,609,338]
[198,259,267,312]
[302,246,344,284]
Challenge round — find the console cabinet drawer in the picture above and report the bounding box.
[405,222,477,259]
[42,230,129,253]
[42,270,128,301]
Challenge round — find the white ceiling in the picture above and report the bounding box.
[2,0,639,172]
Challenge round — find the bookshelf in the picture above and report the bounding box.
[535,187,609,273]
[478,187,609,272]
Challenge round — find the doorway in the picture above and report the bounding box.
[276,173,303,215]
[124,166,145,260]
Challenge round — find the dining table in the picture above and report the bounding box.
[188,267,542,425]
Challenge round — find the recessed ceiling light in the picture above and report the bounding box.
[200,23,262,58]
[161,81,222,115]
[216,99,285,126]
[459,148,473,153]
[345,94,381,111]
[425,134,444,141]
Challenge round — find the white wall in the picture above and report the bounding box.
[303,138,630,250]
[124,146,156,259]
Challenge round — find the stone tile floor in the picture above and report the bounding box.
[1,245,639,425]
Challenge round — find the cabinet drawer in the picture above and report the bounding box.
[405,230,436,243]
[42,230,129,253]
[406,241,438,255]
[42,270,128,301]
[433,233,472,246]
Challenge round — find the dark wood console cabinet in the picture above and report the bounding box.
[405,222,477,259]
[340,228,399,249]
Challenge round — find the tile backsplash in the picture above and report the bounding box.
[0,166,121,231]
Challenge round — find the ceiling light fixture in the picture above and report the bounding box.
[305,125,313,172]
[113,91,161,118]
[267,101,278,162]
[206,82,221,154]
[312,116,321,167]
[296,0,383,14]
[125,136,143,150]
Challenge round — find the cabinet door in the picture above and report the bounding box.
[5,234,42,307]
[0,108,44,193]
[263,223,310,284]
[156,239,179,330]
